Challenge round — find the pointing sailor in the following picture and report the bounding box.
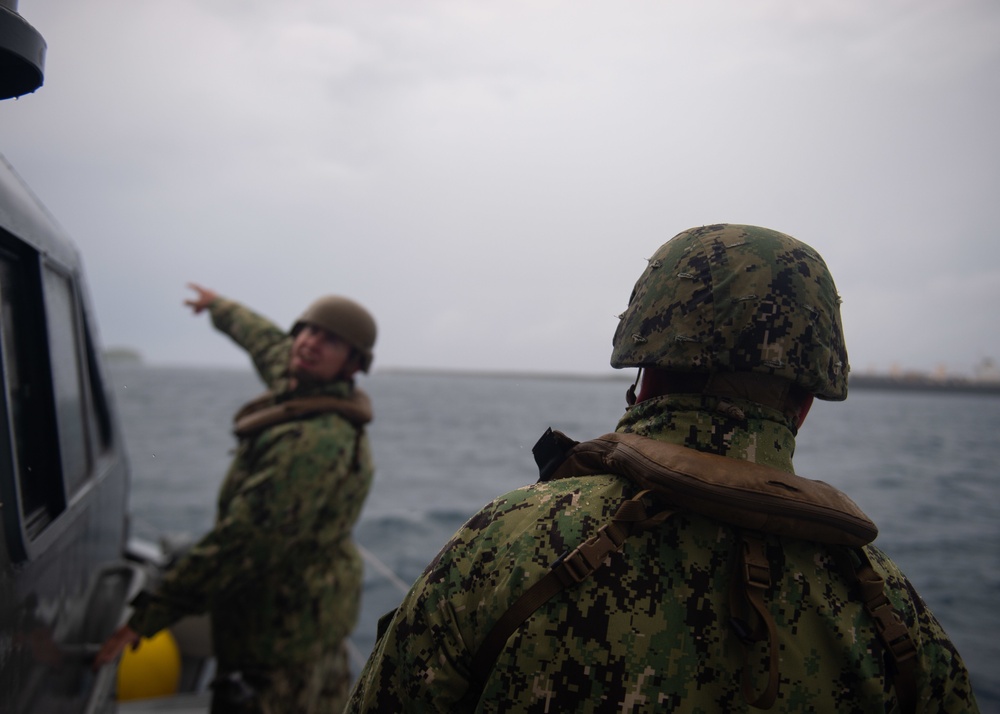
[97,284,377,713]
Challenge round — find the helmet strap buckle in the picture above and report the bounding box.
[625,368,642,407]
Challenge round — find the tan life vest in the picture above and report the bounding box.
[464,429,917,712]
[536,429,877,545]
[232,388,372,438]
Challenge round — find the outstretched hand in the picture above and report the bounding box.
[185,283,218,314]
[92,624,141,671]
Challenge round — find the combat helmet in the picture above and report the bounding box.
[293,295,377,372]
[611,224,849,400]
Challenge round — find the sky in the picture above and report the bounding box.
[3,0,999,378]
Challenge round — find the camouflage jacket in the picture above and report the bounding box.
[346,394,978,713]
[129,298,374,673]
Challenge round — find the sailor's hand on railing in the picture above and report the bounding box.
[92,624,141,670]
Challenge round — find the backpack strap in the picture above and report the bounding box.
[460,491,675,707]
[728,532,780,709]
[462,429,917,710]
[847,548,919,714]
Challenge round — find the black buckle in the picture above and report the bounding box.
[729,617,758,645]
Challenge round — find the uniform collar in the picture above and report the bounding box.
[615,393,799,473]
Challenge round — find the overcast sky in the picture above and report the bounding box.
[4,0,999,378]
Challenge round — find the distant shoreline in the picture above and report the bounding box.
[106,360,630,383]
[107,360,1000,395]
[846,374,1000,396]
[373,366,629,382]
[380,369,1000,395]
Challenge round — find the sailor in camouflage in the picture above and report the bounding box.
[96,285,377,713]
[346,224,978,713]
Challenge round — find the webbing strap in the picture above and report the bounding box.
[852,551,918,714]
[462,429,916,710]
[728,533,781,709]
[461,492,674,706]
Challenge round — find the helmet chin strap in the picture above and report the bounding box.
[625,368,642,407]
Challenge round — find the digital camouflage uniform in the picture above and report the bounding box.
[347,399,977,713]
[129,298,374,713]
[346,225,978,713]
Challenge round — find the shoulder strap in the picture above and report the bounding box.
[728,532,781,708]
[846,548,919,714]
[461,429,917,711]
[459,491,675,708]
[233,389,372,438]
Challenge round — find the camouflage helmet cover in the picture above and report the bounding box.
[293,295,377,372]
[611,224,849,400]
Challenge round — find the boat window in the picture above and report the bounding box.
[0,245,65,547]
[41,266,92,498]
[82,312,113,452]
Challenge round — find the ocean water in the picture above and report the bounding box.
[108,365,1000,710]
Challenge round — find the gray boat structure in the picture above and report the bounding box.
[1,8,409,711]
[0,3,217,711]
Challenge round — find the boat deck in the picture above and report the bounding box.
[119,693,210,713]
[113,543,408,713]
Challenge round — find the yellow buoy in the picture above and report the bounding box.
[116,629,182,701]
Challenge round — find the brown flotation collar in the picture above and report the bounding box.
[232,388,372,438]
[463,429,916,712]
[536,429,877,546]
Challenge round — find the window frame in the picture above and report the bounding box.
[0,232,115,562]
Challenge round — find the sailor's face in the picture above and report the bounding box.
[290,324,353,382]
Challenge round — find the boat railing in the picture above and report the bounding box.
[347,543,413,672]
